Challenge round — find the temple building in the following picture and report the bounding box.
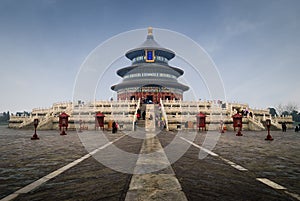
[111,27,189,104]
[8,27,294,131]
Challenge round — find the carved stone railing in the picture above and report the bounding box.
[132,98,140,131]
[160,98,169,131]
[247,116,265,130]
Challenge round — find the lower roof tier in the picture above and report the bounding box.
[116,63,184,78]
[111,78,189,92]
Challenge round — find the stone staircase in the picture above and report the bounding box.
[37,116,54,130]
[134,103,146,131]
[135,119,145,131]
[18,118,35,129]
[247,117,265,131]
[135,104,163,132]
[270,119,282,130]
[145,104,161,132]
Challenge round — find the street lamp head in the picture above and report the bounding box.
[266,119,271,127]
[34,118,39,127]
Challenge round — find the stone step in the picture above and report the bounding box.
[136,120,145,129]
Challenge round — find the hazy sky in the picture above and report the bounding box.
[1,0,300,113]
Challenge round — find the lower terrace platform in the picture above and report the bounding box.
[8,99,294,131]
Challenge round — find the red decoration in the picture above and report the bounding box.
[196,112,206,131]
[59,112,69,135]
[232,113,243,136]
[95,112,105,131]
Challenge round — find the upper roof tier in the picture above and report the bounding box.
[125,27,175,60]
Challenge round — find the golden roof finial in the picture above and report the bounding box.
[148,26,153,35]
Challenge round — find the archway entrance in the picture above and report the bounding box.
[146,95,153,103]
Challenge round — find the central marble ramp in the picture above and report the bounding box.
[125,133,187,201]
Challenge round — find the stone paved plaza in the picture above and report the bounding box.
[0,125,299,201]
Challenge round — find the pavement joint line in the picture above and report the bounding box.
[179,137,219,157]
[180,136,300,201]
[0,134,126,201]
[219,156,248,171]
[89,135,122,156]
[180,137,248,171]
[0,194,18,201]
[256,178,287,190]
[284,191,300,201]
[255,177,300,200]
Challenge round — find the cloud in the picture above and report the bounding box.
[225,19,261,38]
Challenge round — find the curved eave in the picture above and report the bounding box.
[116,64,184,77]
[111,79,189,92]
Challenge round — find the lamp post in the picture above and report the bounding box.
[60,118,67,135]
[265,119,274,141]
[59,112,69,135]
[31,118,40,140]
[78,119,83,132]
[236,120,242,136]
[196,112,206,132]
[95,112,105,131]
[232,113,243,136]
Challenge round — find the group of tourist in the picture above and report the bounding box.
[241,109,253,117]
[156,115,166,130]
[281,122,300,132]
[134,106,166,130]
[136,109,146,120]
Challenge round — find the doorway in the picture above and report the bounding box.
[146,95,153,103]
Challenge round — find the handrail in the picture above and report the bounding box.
[132,98,140,131]
[247,116,265,130]
[160,98,169,131]
[18,117,35,128]
[270,119,281,129]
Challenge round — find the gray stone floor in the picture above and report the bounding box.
[0,125,299,201]
[159,130,300,201]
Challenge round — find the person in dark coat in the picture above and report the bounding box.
[142,111,146,120]
[282,122,287,132]
[112,121,117,133]
[137,109,141,120]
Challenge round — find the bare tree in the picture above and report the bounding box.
[285,102,298,114]
[276,102,299,115]
[275,103,285,115]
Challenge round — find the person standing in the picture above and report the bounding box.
[282,122,287,132]
[112,121,117,133]
[142,111,146,120]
